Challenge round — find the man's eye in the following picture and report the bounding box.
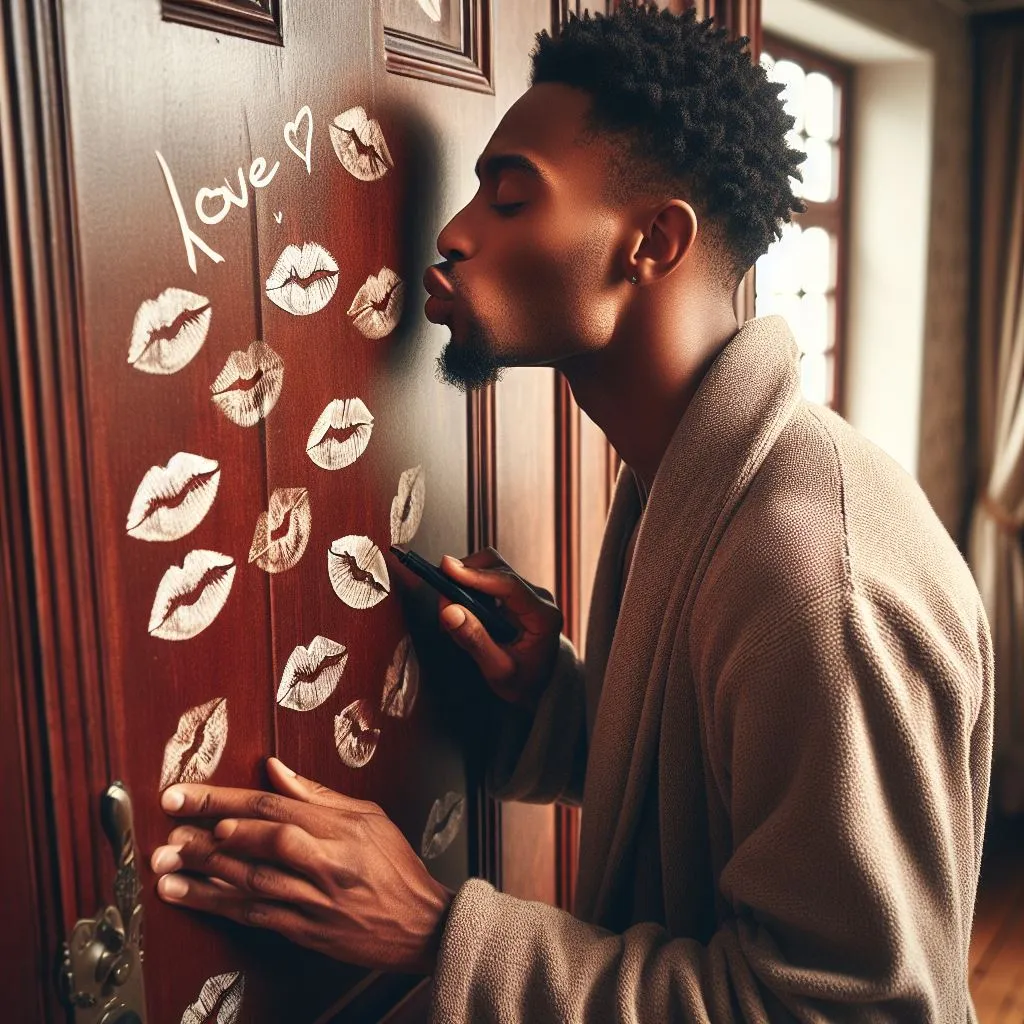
[490,202,525,216]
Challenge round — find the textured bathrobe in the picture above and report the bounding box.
[428,315,995,1023]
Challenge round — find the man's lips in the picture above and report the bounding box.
[423,264,455,324]
[424,294,454,325]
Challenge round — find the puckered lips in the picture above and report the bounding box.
[390,464,425,546]
[248,487,311,574]
[148,549,236,641]
[423,264,455,326]
[327,535,390,610]
[421,791,466,860]
[126,451,220,543]
[347,267,404,340]
[334,697,380,768]
[306,398,374,471]
[127,287,211,375]
[210,339,284,427]
[329,106,394,182]
[159,696,228,791]
[265,242,339,317]
[381,634,419,719]
[276,635,349,712]
[180,970,245,1024]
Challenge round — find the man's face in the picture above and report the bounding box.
[429,83,627,390]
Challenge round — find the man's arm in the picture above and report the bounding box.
[428,571,994,1022]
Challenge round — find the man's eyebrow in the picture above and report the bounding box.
[473,152,551,185]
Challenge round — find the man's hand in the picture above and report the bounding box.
[436,547,563,712]
[150,757,455,975]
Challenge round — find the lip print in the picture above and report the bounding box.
[347,267,405,340]
[248,487,311,573]
[421,791,465,860]
[327,535,390,609]
[417,0,442,21]
[390,464,425,546]
[148,549,236,641]
[265,242,339,316]
[126,452,221,543]
[307,398,374,471]
[381,634,419,719]
[329,106,394,182]
[159,697,228,791]
[127,287,211,376]
[276,635,349,711]
[334,698,380,768]
[210,339,284,427]
[180,970,245,1024]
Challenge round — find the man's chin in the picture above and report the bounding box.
[434,337,505,392]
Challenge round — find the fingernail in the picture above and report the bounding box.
[159,874,189,899]
[162,788,185,812]
[215,819,238,840]
[151,845,183,874]
[444,554,463,568]
[441,605,466,629]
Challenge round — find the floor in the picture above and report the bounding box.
[971,814,1024,1021]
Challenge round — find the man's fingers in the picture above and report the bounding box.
[456,547,508,570]
[439,556,537,618]
[160,782,321,831]
[213,818,345,889]
[264,757,375,816]
[439,604,516,683]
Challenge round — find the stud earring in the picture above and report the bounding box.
[629,273,638,285]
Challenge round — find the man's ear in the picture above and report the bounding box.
[628,200,698,285]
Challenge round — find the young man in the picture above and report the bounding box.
[151,4,995,1020]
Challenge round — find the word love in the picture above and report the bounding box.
[156,105,313,273]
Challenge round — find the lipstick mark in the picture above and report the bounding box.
[334,698,380,768]
[248,487,311,574]
[179,970,245,1024]
[265,241,339,316]
[390,464,425,546]
[421,791,465,860]
[276,635,349,711]
[127,287,211,375]
[126,452,220,542]
[381,634,419,719]
[306,398,374,471]
[210,340,284,427]
[148,549,236,641]
[417,0,442,21]
[329,107,394,182]
[160,697,228,791]
[327,535,390,610]
[347,266,405,340]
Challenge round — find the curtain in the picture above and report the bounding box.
[966,17,1024,818]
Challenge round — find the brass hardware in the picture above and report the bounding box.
[59,781,147,1023]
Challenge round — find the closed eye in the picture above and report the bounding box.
[490,202,525,217]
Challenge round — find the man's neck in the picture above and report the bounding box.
[560,303,740,493]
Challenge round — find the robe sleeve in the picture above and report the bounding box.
[427,567,993,1023]
[485,634,588,807]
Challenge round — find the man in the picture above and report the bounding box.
[151,4,995,1020]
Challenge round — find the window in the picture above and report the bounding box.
[756,36,851,412]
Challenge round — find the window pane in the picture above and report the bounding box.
[802,138,835,202]
[771,59,806,134]
[755,289,801,328]
[800,351,833,406]
[804,72,837,141]
[798,227,834,293]
[797,293,833,355]
[786,130,807,199]
[760,52,774,72]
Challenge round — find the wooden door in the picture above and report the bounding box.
[0,0,557,1020]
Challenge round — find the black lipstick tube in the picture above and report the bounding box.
[389,545,520,644]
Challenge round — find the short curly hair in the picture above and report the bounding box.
[529,1,806,285]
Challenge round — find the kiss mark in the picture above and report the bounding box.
[277,635,349,711]
[329,106,394,182]
[327,535,390,610]
[390,464,425,546]
[127,287,211,375]
[381,634,419,719]
[180,970,245,1024]
[248,487,311,574]
[210,340,284,426]
[265,241,339,316]
[283,104,313,175]
[274,211,283,224]
[307,397,374,471]
[148,549,236,641]
[347,266,405,340]
[421,791,465,860]
[417,0,442,21]
[334,698,380,768]
[159,697,228,791]
[126,452,220,542]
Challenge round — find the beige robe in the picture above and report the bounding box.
[428,315,994,1023]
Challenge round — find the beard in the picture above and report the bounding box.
[434,317,506,392]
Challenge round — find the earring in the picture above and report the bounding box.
[629,273,638,285]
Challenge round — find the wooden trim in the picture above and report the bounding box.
[161,0,284,45]
[467,384,502,889]
[0,0,115,1010]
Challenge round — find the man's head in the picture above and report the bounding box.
[431,1,805,391]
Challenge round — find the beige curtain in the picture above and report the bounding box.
[966,19,1024,818]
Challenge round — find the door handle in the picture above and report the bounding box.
[59,781,147,1023]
